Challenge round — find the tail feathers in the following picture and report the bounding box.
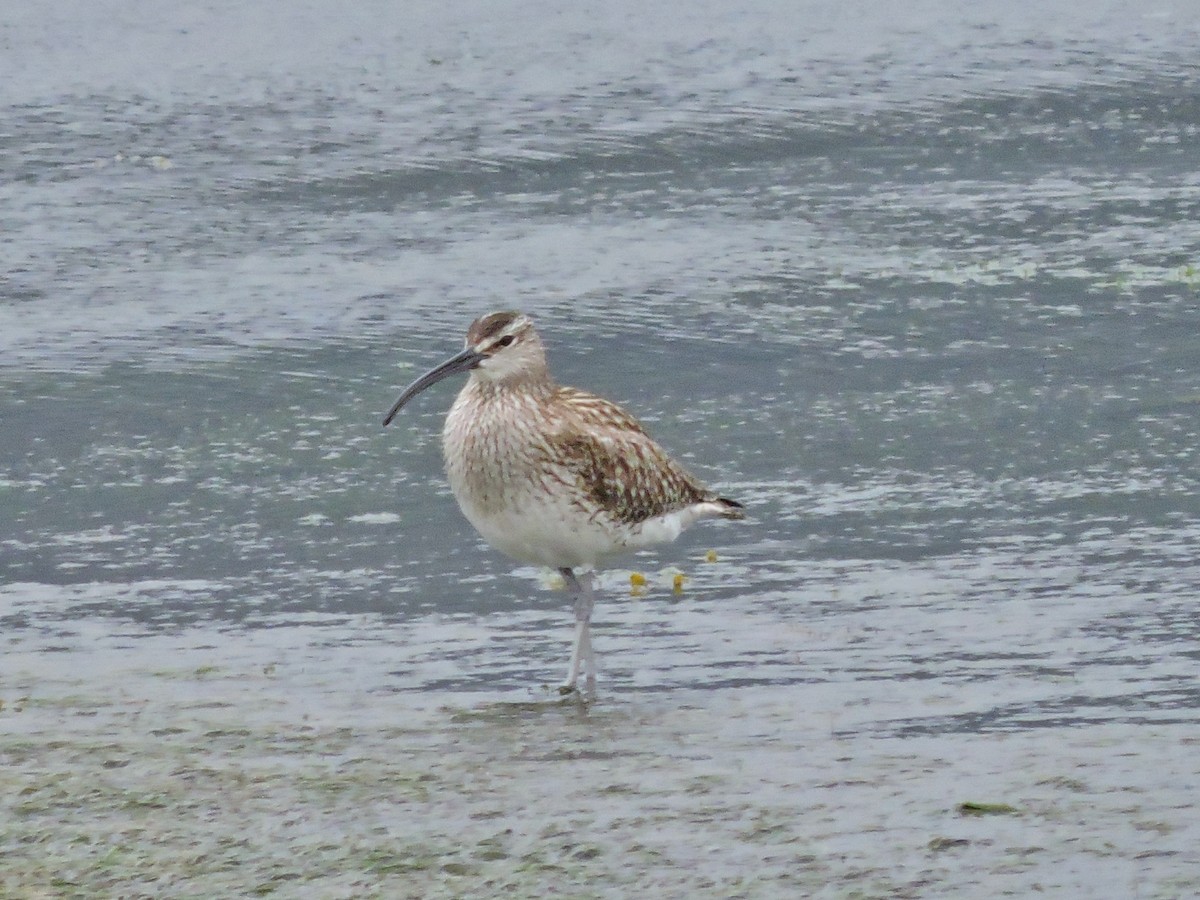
[713,496,745,520]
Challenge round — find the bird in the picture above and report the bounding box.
[382,310,744,695]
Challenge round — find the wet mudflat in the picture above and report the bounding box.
[5,592,1199,898]
[5,534,1199,897]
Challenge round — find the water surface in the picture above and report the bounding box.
[3,2,1200,896]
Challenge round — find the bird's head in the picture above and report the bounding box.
[463,310,546,383]
[382,310,547,426]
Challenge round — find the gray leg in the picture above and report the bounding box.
[559,568,596,695]
[579,571,596,693]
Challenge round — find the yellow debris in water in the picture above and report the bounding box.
[673,572,687,593]
[630,572,647,587]
[704,549,718,563]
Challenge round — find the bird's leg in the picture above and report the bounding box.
[558,567,583,692]
[558,567,596,695]
[579,571,597,694]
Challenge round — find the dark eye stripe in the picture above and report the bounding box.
[495,335,515,348]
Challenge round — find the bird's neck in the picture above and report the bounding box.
[465,368,556,402]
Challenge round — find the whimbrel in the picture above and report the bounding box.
[383,311,744,694]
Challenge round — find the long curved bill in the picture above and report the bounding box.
[382,347,485,426]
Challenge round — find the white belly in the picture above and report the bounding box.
[456,490,620,569]
[451,475,716,569]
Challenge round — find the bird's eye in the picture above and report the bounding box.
[495,335,515,349]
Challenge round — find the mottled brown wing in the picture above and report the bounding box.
[547,387,710,524]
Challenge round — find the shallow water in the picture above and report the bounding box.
[4,1,1200,896]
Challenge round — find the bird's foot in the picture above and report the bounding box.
[557,677,596,700]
